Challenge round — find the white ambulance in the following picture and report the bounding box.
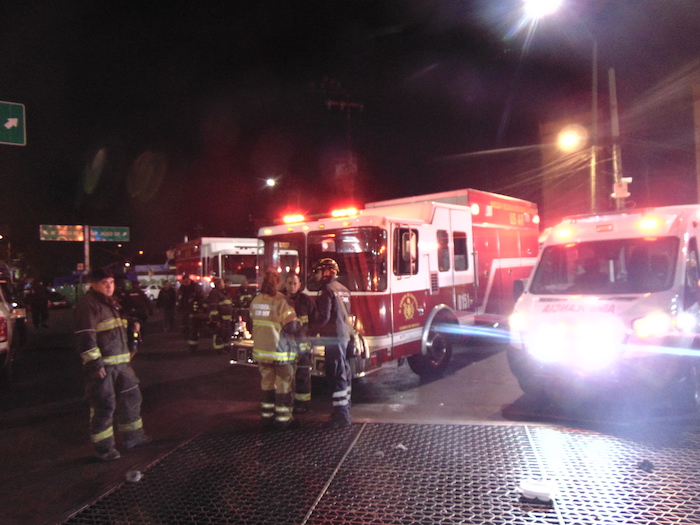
[509,205,700,410]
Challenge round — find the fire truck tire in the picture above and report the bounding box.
[408,324,453,378]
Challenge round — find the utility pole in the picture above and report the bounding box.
[608,67,629,210]
[326,99,363,200]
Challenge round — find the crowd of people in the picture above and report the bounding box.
[74,257,354,461]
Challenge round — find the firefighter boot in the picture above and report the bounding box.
[95,440,121,461]
[261,389,276,430]
[274,392,298,430]
[123,431,153,450]
[328,406,352,428]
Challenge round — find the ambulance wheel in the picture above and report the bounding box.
[408,327,453,378]
[506,345,546,398]
[681,360,700,414]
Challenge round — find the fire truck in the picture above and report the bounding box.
[173,237,260,286]
[230,188,540,379]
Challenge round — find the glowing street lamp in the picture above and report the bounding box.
[523,0,563,20]
[557,125,588,152]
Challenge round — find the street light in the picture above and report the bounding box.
[523,0,562,19]
[557,125,588,152]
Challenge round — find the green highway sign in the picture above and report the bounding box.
[40,224,84,241]
[0,101,26,146]
[90,226,130,242]
[40,225,130,242]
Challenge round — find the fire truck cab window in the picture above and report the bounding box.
[437,230,450,272]
[394,227,418,276]
[259,234,305,288]
[307,227,388,293]
[453,231,468,271]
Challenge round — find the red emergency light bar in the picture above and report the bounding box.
[283,214,306,224]
[330,207,359,218]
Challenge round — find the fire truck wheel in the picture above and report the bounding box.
[408,326,453,378]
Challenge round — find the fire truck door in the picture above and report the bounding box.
[449,209,475,312]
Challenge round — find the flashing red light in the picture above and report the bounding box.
[331,207,359,218]
[283,214,306,224]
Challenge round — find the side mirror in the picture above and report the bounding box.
[513,279,526,301]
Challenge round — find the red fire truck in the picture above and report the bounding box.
[231,189,540,378]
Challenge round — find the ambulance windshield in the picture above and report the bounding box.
[530,236,678,295]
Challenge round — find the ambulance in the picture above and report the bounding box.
[508,205,700,409]
[231,188,539,378]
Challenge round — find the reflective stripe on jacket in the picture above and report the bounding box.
[251,292,298,364]
[75,289,131,372]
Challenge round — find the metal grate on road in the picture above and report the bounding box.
[64,422,700,525]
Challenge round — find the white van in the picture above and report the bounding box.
[508,205,700,410]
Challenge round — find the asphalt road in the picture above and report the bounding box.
[1,307,697,524]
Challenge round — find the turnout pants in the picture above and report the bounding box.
[323,343,352,422]
[294,343,312,408]
[259,362,295,427]
[85,364,145,453]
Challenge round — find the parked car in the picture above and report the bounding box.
[0,267,26,388]
[142,284,161,301]
[47,291,70,309]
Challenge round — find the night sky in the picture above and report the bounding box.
[1,0,700,280]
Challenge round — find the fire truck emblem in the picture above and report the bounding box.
[399,293,419,321]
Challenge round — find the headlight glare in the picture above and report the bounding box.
[633,312,672,338]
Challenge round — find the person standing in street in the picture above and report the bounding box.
[120,280,153,354]
[27,279,50,328]
[74,268,151,461]
[177,274,207,351]
[207,278,234,352]
[250,269,300,430]
[156,281,177,332]
[283,272,316,414]
[310,258,353,427]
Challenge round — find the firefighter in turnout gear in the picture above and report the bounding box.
[74,268,151,461]
[250,269,301,430]
[177,274,207,351]
[208,278,234,353]
[310,258,353,427]
[283,272,316,414]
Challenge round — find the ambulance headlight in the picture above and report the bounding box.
[633,312,672,338]
[525,315,626,371]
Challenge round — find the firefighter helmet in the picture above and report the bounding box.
[313,258,339,275]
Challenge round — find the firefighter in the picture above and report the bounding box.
[234,278,255,326]
[310,258,353,427]
[250,269,301,430]
[283,272,316,414]
[208,278,234,353]
[120,280,153,354]
[177,274,207,351]
[74,268,151,461]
